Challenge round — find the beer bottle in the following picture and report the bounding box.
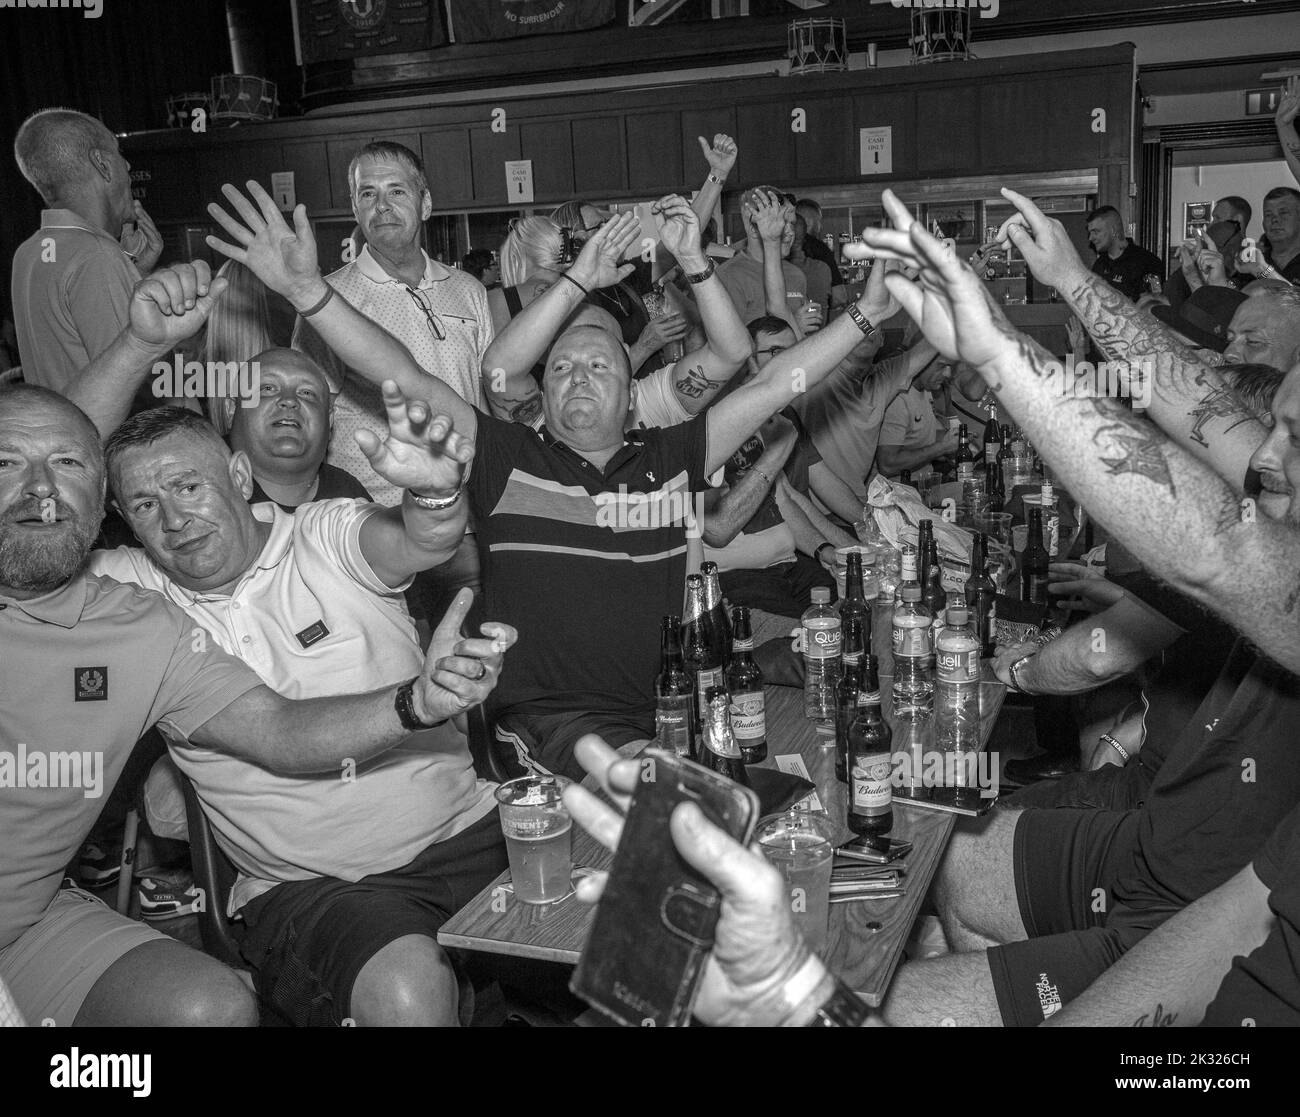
[982,406,1002,467]
[899,469,913,488]
[725,606,766,764]
[954,424,975,485]
[835,613,866,782]
[847,656,894,837]
[1021,507,1050,605]
[918,519,947,643]
[654,615,697,761]
[700,561,732,669]
[965,532,997,658]
[682,574,723,719]
[701,685,750,786]
[839,550,869,645]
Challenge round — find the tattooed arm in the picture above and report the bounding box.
[862,186,1300,674]
[1044,865,1274,1026]
[997,189,1265,493]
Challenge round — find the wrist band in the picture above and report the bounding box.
[845,303,879,339]
[1100,733,1130,763]
[409,488,462,511]
[708,172,725,185]
[300,285,335,318]
[684,260,716,285]
[560,272,590,298]
[806,978,873,1028]
[395,677,433,731]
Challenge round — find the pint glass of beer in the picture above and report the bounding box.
[496,776,573,904]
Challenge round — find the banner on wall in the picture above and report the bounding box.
[294,1,447,65]
[449,0,617,43]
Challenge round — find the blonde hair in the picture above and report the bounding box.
[199,260,273,435]
[500,217,564,288]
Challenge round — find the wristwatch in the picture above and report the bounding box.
[845,303,879,339]
[409,488,462,511]
[707,171,726,186]
[806,979,874,1027]
[1008,653,1037,695]
[684,259,717,285]
[395,677,435,730]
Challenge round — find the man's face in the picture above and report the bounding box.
[351,156,431,256]
[779,204,797,258]
[916,360,954,393]
[0,401,105,596]
[1224,298,1300,369]
[1087,218,1118,255]
[228,357,331,477]
[93,131,134,228]
[751,327,797,375]
[1212,201,1245,231]
[113,432,262,593]
[1263,196,1300,246]
[796,205,820,235]
[542,326,634,447]
[1249,366,1300,526]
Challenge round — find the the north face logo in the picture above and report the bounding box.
[75,667,108,702]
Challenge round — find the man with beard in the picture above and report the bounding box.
[0,376,511,1027]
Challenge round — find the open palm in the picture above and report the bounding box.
[206,181,321,301]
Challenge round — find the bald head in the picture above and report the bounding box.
[0,384,104,475]
[14,108,116,205]
[547,321,632,380]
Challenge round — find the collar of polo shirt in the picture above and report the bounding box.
[40,208,123,246]
[354,244,451,290]
[1,574,89,628]
[159,504,296,603]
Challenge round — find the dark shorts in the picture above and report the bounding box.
[239,809,507,1026]
[494,709,652,781]
[720,554,836,620]
[1001,760,1153,812]
[987,807,1175,1027]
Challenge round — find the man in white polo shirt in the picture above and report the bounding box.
[90,392,512,1027]
[291,142,491,622]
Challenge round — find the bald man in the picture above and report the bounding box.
[225,348,370,512]
[11,108,164,399]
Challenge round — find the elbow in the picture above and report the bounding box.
[702,520,740,548]
[876,449,903,476]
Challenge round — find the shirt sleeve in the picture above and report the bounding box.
[63,242,137,363]
[146,600,265,740]
[1253,801,1300,891]
[717,262,755,323]
[877,395,913,449]
[294,498,412,596]
[464,410,520,511]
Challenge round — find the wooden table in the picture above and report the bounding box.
[439,675,1006,1009]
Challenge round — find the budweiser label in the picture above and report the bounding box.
[852,761,893,809]
[730,692,766,740]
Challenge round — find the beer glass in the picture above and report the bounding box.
[496,776,573,904]
[757,810,836,954]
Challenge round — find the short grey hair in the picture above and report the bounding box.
[14,108,115,204]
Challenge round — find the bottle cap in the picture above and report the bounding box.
[663,614,680,629]
[704,685,729,705]
[811,587,831,604]
[686,573,702,586]
[947,607,970,625]
[902,585,922,602]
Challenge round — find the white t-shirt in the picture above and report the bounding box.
[630,364,691,429]
[89,499,497,912]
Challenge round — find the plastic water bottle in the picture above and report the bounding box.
[802,587,842,720]
[891,584,933,719]
[935,607,981,803]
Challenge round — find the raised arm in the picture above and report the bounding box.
[1277,78,1300,190]
[190,591,516,774]
[704,278,898,475]
[999,188,1263,493]
[751,192,802,338]
[1044,864,1274,1026]
[478,212,641,413]
[863,187,1300,674]
[700,416,796,549]
[655,196,750,416]
[690,134,736,233]
[205,181,476,435]
[777,476,857,551]
[64,262,228,437]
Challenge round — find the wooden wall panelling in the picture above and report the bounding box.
[914,88,978,176]
[626,112,682,194]
[794,95,855,185]
[422,129,474,210]
[678,106,737,190]
[279,141,331,212]
[734,99,797,188]
[851,91,916,182]
[571,117,628,196]
[519,120,576,203]
[468,122,522,205]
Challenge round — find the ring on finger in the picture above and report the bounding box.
[474,661,488,681]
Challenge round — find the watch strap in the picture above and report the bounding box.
[409,488,462,511]
[806,978,873,1027]
[684,259,717,285]
[1009,654,1036,695]
[845,303,879,338]
[395,677,431,731]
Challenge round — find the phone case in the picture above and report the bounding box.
[570,749,760,1027]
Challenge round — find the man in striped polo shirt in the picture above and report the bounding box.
[207,184,899,778]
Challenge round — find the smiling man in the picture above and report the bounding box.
[225,348,370,511]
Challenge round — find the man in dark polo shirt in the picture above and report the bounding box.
[0,384,509,1026]
[1087,205,1165,303]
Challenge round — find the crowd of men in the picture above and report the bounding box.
[3,83,1300,1027]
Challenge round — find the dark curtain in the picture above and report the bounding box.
[1,0,236,318]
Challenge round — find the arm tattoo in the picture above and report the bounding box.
[1088,401,1178,497]
[1187,370,1256,448]
[501,393,542,425]
[1131,1003,1177,1027]
[675,364,724,400]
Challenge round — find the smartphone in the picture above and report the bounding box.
[570,749,760,1027]
[835,836,913,864]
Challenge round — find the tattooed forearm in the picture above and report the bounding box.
[1087,400,1179,497]
[499,393,542,425]
[1186,370,1257,448]
[675,365,724,400]
[1131,1003,1177,1027]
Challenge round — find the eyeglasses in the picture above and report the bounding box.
[406,287,445,341]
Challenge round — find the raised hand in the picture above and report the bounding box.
[995,188,1090,291]
[1277,76,1299,130]
[858,189,1020,370]
[1196,232,1229,286]
[751,190,786,244]
[568,211,641,291]
[654,194,704,265]
[206,181,323,306]
[1065,315,1088,355]
[354,380,473,498]
[562,735,822,1028]
[121,200,164,273]
[699,133,738,178]
[860,258,901,325]
[638,312,688,355]
[412,588,518,725]
[127,261,229,349]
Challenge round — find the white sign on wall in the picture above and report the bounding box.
[271,171,296,211]
[505,160,535,203]
[859,126,893,176]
